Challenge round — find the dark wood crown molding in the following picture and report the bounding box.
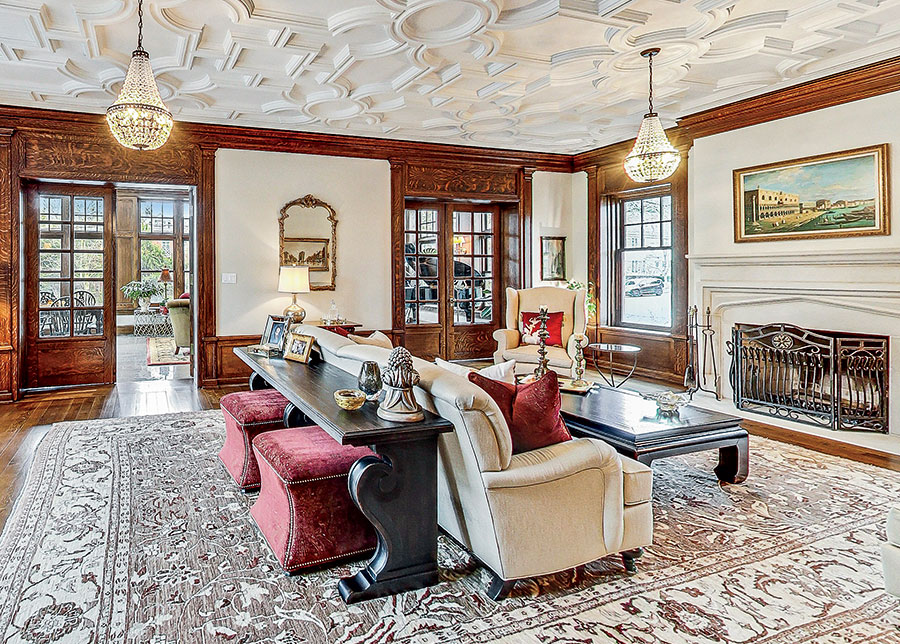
[0,104,572,173]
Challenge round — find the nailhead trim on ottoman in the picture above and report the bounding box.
[250,427,376,573]
[218,389,290,490]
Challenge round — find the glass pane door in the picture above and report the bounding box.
[451,208,495,326]
[403,205,441,326]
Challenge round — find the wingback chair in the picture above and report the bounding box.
[166,298,191,355]
[493,286,587,377]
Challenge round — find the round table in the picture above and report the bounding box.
[587,343,641,388]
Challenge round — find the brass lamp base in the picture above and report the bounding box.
[283,294,306,324]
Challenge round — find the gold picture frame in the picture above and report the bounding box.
[733,143,890,243]
[278,195,337,290]
[283,332,315,363]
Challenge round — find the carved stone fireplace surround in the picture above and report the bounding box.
[687,248,900,453]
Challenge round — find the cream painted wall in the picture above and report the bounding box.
[215,149,391,336]
[531,171,588,287]
[689,90,899,269]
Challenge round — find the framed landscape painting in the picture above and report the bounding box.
[733,144,889,243]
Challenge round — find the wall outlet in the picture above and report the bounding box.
[221,273,237,284]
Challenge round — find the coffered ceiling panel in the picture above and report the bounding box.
[1,0,899,152]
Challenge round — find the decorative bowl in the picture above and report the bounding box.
[334,389,366,411]
[640,391,690,415]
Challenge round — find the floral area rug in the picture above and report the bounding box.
[146,337,190,366]
[0,410,897,643]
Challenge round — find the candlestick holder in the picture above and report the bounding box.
[572,335,588,387]
[533,305,550,379]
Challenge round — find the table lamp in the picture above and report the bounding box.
[278,265,310,323]
[158,268,172,301]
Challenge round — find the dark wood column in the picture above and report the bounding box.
[0,129,18,401]
[519,167,535,288]
[196,143,218,387]
[585,165,600,342]
[389,159,406,343]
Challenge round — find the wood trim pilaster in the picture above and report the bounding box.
[196,144,218,387]
[389,159,407,342]
[519,167,535,288]
[0,128,16,400]
[585,165,600,340]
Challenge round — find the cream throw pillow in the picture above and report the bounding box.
[435,357,516,384]
[348,331,393,349]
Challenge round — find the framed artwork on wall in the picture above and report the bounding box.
[733,143,890,243]
[540,236,567,281]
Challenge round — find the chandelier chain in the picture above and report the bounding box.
[648,50,654,115]
[136,0,144,51]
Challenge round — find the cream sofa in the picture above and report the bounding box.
[884,506,900,597]
[296,324,653,599]
[493,286,587,377]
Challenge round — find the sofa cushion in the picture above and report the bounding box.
[435,357,516,384]
[468,370,571,454]
[620,456,652,505]
[502,344,572,368]
[521,311,564,347]
[888,506,900,546]
[484,438,618,489]
[348,330,393,349]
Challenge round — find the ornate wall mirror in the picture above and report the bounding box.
[278,194,337,291]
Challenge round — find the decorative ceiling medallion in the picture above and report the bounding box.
[106,0,172,151]
[624,48,681,183]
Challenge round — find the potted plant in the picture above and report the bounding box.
[121,280,162,312]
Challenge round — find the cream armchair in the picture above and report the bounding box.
[494,286,587,377]
[883,506,900,597]
[296,325,653,600]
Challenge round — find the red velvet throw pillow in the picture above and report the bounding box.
[521,311,564,347]
[179,292,190,299]
[468,370,571,454]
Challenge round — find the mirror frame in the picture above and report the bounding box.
[278,194,337,291]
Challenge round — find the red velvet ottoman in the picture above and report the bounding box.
[250,427,377,573]
[219,389,290,490]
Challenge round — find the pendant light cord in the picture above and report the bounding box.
[136,0,144,52]
[647,50,654,115]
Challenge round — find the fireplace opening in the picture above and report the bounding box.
[727,323,888,433]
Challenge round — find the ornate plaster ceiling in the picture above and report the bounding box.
[1,0,899,153]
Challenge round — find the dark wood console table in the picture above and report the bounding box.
[234,347,453,603]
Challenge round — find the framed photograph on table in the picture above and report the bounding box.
[733,144,890,243]
[540,236,567,281]
[284,332,315,363]
[262,315,289,351]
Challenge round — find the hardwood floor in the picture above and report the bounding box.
[0,379,244,531]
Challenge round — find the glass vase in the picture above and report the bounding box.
[358,361,383,402]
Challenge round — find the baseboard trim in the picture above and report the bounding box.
[743,419,900,472]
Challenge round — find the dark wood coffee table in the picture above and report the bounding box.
[560,386,748,483]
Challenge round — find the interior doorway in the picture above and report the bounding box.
[114,185,195,383]
[402,200,501,361]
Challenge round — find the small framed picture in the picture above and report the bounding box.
[540,236,567,281]
[284,332,315,363]
[262,315,289,351]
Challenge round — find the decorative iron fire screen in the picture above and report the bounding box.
[728,323,888,433]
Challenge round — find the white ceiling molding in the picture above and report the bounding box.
[0,0,899,152]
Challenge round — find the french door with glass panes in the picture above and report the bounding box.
[403,201,500,360]
[24,182,116,388]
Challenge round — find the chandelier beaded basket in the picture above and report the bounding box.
[106,0,172,151]
[623,48,681,183]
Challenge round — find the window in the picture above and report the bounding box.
[615,193,673,329]
[137,196,192,303]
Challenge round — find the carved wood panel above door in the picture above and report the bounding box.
[406,164,518,199]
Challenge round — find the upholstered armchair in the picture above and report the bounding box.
[493,286,587,377]
[166,298,191,354]
[884,506,900,596]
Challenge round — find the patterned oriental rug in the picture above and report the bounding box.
[146,337,190,366]
[0,411,897,643]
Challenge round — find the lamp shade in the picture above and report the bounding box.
[278,265,310,294]
[158,268,172,283]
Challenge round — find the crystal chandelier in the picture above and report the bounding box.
[624,48,681,183]
[106,0,172,151]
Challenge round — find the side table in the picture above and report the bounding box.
[305,320,362,337]
[134,308,173,337]
[587,343,641,388]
